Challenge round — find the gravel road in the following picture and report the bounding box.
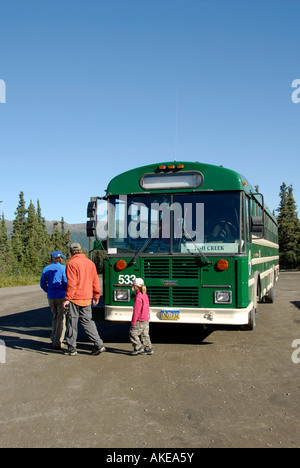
[0,272,299,448]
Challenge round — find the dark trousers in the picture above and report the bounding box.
[66,302,103,349]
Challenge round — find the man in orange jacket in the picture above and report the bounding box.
[63,243,106,356]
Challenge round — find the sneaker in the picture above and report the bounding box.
[131,346,144,356]
[63,346,77,356]
[90,346,106,356]
[143,347,154,355]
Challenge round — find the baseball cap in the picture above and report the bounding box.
[70,243,82,251]
[132,278,144,287]
[51,251,66,259]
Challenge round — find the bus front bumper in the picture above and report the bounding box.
[103,304,254,326]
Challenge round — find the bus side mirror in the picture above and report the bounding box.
[87,201,96,218]
[87,220,96,237]
[87,199,97,237]
[251,216,264,233]
[251,192,265,236]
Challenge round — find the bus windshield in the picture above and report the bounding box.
[103,192,244,255]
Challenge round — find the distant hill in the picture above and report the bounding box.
[4,220,90,251]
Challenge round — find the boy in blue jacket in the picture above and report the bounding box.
[40,251,67,350]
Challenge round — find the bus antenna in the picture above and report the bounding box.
[174,93,178,161]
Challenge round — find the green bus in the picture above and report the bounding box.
[87,161,279,330]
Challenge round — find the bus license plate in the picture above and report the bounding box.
[161,310,180,320]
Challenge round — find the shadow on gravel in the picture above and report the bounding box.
[0,305,215,353]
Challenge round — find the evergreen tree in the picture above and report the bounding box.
[277,183,289,255]
[11,191,28,268]
[36,199,43,224]
[50,218,71,257]
[0,213,9,274]
[0,192,85,284]
[23,201,41,273]
[277,183,300,269]
[286,185,300,266]
[36,199,52,269]
[23,200,51,274]
[0,213,8,255]
[51,221,62,251]
[60,217,71,258]
[7,194,54,278]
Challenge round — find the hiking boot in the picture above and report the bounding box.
[63,346,77,356]
[143,347,154,355]
[131,346,144,356]
[90,346,106,356]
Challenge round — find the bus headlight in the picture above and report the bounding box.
[114,289,130,302]
[214,291,232,304]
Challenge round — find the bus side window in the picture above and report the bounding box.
[245,196,251,243]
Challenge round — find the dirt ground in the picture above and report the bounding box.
[0,272,300,448]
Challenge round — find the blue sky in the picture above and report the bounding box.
[1,0,300,224]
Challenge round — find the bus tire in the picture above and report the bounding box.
[265,269,276,303]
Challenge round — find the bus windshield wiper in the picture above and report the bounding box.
[182,225,212,265]
[131,225,161,264]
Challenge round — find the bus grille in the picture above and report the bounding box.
[172,287,199,307]
[147,286,199,308]
[143,258,199,279]
[172,259,199,278]
[143,258,200,308]
[143,259,169,278]
[147,287,170,306]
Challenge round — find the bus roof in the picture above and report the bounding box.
[106,161,254,196]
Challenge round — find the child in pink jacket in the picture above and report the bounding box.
[129,278,154,355]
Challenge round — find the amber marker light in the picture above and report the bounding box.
[177,164,184,169]
[168,165,175,169]
[115,259,127,271]
[159,165,166,170]
[216,259,229,271]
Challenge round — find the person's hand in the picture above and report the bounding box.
[63,300,70,310]
[92,298,99,306]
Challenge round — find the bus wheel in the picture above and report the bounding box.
[265,270,276,303]
[265,283,275,303]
